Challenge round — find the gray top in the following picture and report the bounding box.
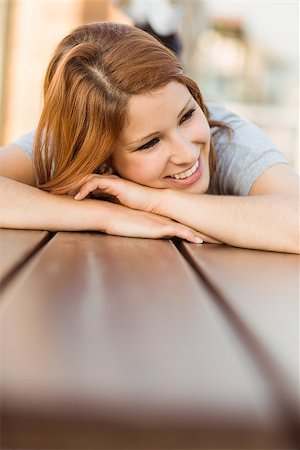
[11,103,288,196]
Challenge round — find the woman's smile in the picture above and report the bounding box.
[165,156,202,185]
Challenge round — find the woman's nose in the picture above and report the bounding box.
[168,132,197,165]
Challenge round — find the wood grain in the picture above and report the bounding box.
[180,243,299,426]
[0,232,294,448]
[0,228,50,283]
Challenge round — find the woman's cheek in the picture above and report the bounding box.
[130,157,166,187]
[200,119,211,143]
[112,156,149,184]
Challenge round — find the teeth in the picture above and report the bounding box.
[171,159,199,180]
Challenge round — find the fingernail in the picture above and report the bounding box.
[195,237,203,244]
[74,193,80,200]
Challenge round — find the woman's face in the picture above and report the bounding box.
[112,81,211,194]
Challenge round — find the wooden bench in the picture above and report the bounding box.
[1,229,299,449]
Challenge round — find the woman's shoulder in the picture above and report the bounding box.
[207,102,240,124]
[206,103,289,196]
[10,129,36,160]
[206,101,288,154]
[207,102,270,146]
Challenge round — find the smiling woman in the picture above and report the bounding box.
[0,22,299,253]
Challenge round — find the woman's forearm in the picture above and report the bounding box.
[0,177,205,243]
[0,176,110,231]
[156,190,299,254]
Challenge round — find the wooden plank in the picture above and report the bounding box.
[179,243,299,425]
[0,228,50,283]
[0,232,295,449]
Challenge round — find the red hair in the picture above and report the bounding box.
[34,22,230,193]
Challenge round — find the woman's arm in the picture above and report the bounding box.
[0,175,106,231]
[75,164,299,253]
[0,147,204,242]
[156,191,298,254]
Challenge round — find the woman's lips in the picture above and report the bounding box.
[166,157,202,186]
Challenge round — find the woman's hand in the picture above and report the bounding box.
[74,175,223,244]
[102,203,204,243]
[74,174,159,213]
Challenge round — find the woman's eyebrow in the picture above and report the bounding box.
[127,95,193,146]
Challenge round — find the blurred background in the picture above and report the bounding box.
[0,0,298,171]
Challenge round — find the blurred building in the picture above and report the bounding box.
[193,15,295,104]
[185,9,298,170]
[0,0,131,145]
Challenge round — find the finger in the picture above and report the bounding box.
[178,229,204,244]
[79,176,123,200]
[73,185,92,200]
[199,235,223,244]
[174,225,223,245]
[74,179,106,200]
[163,224,202,244]
[184,228,223,244]
[74,189,91,200]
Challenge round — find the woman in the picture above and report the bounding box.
[0,22,299,253]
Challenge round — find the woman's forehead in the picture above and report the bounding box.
[128,81,190,111]
[121,82,192,140]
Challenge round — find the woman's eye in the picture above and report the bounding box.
[180,108,196,124]
[137,137,160,151]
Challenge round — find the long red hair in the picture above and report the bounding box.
[34,22,230,193]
